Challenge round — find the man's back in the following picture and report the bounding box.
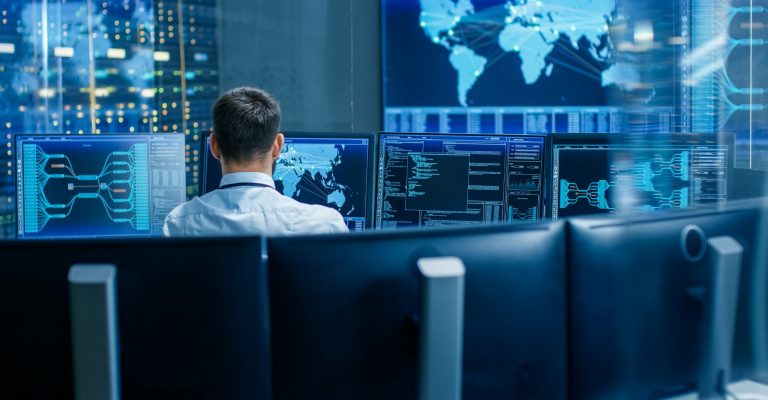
[163,172,348,237]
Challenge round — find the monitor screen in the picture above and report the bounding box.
[376,133,546,229]
[203,132,374,231]
[380,0,660,134]
[15,134,186,239]
[549,134,731,219]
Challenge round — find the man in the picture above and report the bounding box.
[163,87,348,237]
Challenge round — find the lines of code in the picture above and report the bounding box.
[376,133,545,229]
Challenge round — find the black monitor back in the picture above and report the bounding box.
[0,237,268,399]
[267,222,568,399]
[568,206,761,398]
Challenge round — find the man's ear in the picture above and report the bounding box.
[272,133,285,159]
[210,132,222,161]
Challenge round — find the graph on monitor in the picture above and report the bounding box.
[16,135,186,239]
[550,136,729,219]
[0,0,220,239]
[376,133,546,229]
[203,133,373,231]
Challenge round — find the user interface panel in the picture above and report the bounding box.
[16,134,186,239]
[550,135,730,219]
[377,133,546,229]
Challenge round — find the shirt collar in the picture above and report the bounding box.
[219,171,275,189]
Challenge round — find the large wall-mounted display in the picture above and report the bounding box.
[383,0,634,134]
[383,0,766,171]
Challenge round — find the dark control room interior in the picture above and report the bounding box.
[2,0,768,399]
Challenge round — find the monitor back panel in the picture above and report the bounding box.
[568,207,760,398]
[0,238,268,399]
[268,222,567,399]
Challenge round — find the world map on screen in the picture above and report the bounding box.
[274,142,369,221]
[419,0,623,106]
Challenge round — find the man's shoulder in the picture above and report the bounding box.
[165,196,207,221]
[275,195,341,216]
[274,195,314,211]
[163,190,349,235]
[270,196,347,231]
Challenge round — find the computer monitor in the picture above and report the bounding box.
[569,206,761,398]
[267,222,567,398]
[202,131,375,231]
[376,132,547,229]
[549,133,732,219]
[381,0,633,135]
[15,134,186,239]
[728,198,768,384]
[0,237,268,399]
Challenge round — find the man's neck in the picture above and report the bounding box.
[221,160,273,176]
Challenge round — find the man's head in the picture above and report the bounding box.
[210,87,283,171]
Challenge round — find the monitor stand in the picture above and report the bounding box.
[666,236,743,400]
[69,265,121,400]
[698,236,743,399]
[417,257,466,400]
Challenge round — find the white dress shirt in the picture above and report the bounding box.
[163,172,349,237]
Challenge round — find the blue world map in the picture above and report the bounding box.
[272,142,370,222]
[384,0,636,108]
[418,0,622,106]
[275,144,349,209]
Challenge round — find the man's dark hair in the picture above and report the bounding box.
[212,87,281,163]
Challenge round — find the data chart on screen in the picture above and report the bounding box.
[377,133,546,229]
[550,137,730,219]
[16,135,186,239]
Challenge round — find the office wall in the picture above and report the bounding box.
[217,0,381,132]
